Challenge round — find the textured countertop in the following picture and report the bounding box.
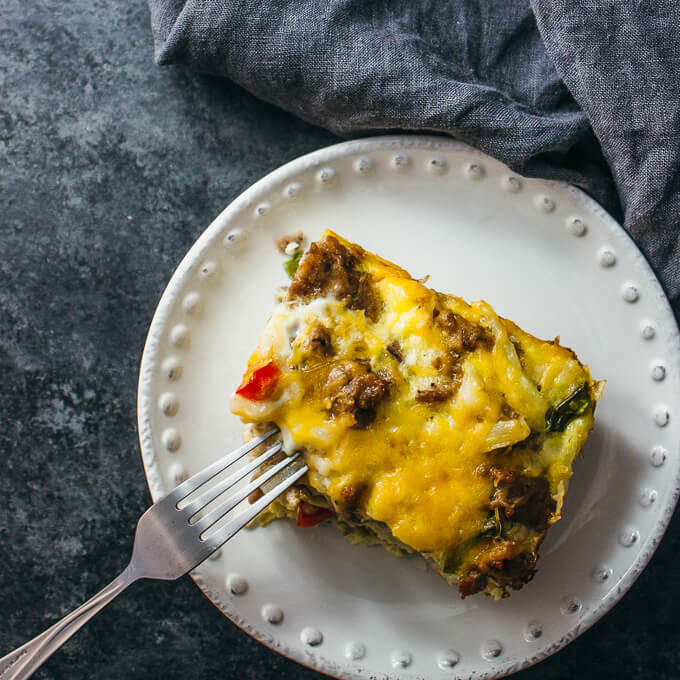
[1,2,679,679]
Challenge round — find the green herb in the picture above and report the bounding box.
[480,507,504,538]
[283,249,303,278]
[545,383,591,432]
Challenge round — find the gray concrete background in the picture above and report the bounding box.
[1,2,678,679]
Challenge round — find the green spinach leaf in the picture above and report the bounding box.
[283,249,303,278]
[546,383,591,432]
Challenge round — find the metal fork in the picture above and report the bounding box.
[0,427,304,680]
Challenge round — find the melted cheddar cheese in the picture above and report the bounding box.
[232,231,601,597]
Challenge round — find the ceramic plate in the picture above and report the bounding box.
[137,136,680,680]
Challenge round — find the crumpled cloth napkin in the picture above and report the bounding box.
[148,0,680,315]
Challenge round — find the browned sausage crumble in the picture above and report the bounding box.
[304,324,334,356]
[435,305,493,354]
[386,341,404,362]
[416,384,454,403]
[288,235,380,321]
[325,360,391,427]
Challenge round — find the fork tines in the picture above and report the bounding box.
[166,426,307,552]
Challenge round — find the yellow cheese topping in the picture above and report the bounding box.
[231,232,598,556]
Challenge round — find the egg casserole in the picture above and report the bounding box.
[230,231,602,599]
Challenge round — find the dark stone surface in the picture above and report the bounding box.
[0,2,678,679]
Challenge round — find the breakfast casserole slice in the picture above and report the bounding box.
[230,231,603,599]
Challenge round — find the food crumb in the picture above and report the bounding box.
[276,230,304,254]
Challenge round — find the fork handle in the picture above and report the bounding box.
[0,564,137,680]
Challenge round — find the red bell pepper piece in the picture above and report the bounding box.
[296,501,335,527]
[235,361,281,401]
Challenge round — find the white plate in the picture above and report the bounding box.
[137,136,680,680]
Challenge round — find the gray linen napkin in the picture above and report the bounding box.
[148,0,680,316]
